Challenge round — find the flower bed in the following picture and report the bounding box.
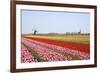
[21,44,37,63]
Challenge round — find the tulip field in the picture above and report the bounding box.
[21,35,90,63]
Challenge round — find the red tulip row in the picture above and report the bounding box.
[22,38,72,62]
[21,44,37,63]
[27,37,90,54]
[24,37,90,60]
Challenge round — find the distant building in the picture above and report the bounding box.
[78,30,81,34]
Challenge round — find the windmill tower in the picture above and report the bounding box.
[33,29,37,35]
[32,25,38,35]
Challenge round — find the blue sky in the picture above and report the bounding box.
[21,9,90,34]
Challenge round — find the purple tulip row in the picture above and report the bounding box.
[23,38,90,60]
[22,38,72,62]
[21,44,37,63]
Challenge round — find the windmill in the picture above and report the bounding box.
[32,25,38,35]
[33,29,37,35]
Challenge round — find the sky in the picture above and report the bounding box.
[21,9,90,34]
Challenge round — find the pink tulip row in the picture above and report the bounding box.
[22,38,72,61]
[24,38,90,60]
[21,44,37,63]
